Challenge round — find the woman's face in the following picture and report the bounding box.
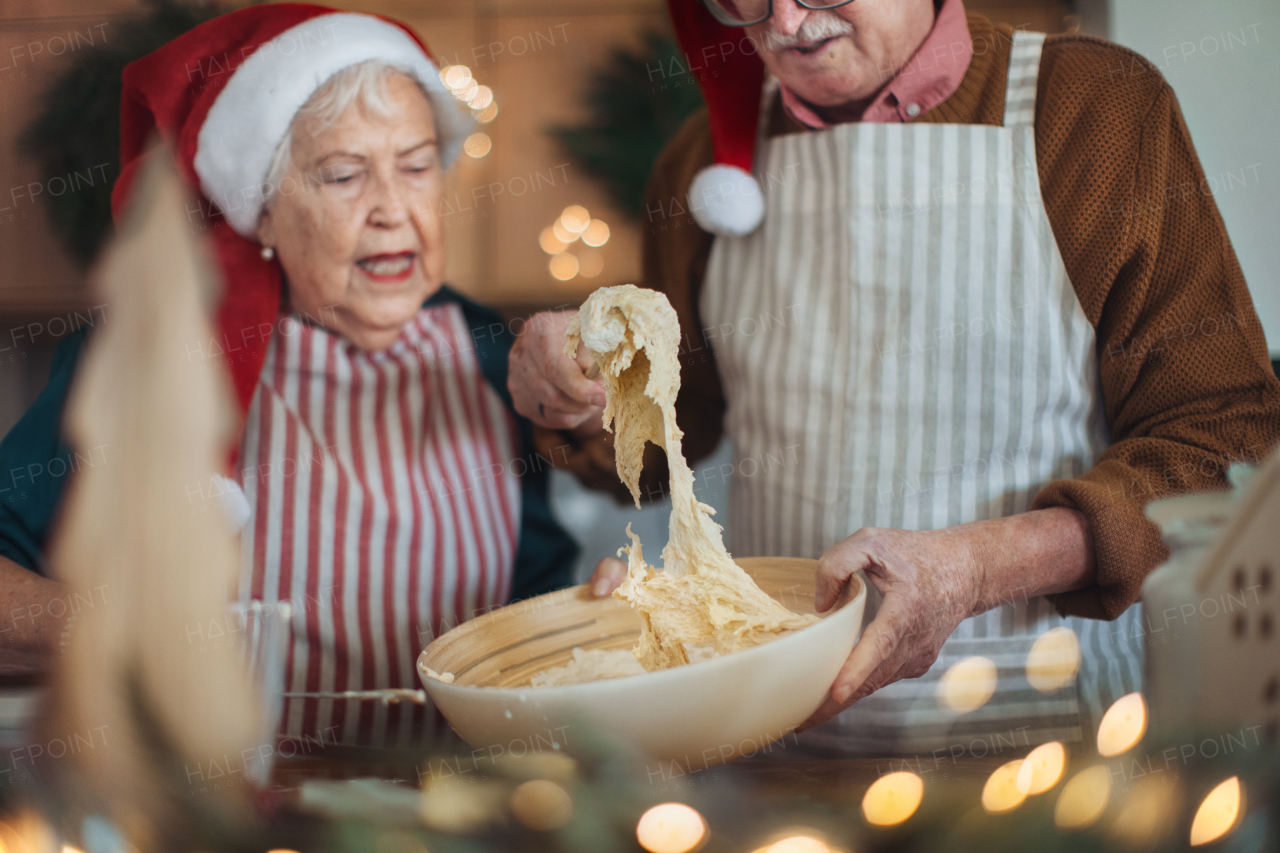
[257,73,445,351]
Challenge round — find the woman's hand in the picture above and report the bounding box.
[587,557,627,598]
[509,310,607,432]
[800,508,1096,730]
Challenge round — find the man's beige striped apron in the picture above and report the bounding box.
[701,32,1144,757]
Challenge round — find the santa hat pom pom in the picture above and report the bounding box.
[688,164,764,237]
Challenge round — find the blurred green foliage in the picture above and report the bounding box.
[20,0,219,269]
[547,31,705,220]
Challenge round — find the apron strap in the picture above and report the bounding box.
[1003,30,1047,128]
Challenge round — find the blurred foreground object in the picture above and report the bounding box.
[36,148,267,845]
[1143,447,1278,742]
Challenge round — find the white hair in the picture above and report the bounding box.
[262,59,434,205]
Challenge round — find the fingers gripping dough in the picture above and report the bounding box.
[565,285,817,673]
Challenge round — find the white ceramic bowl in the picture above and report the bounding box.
[417,558,865,768]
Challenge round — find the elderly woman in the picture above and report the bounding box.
[0,5,577,745]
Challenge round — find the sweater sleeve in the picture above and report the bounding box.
[0,328,88,575]
[1032,42,1280,619]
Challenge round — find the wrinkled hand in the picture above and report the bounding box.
[800,526,983,731]
[509,310,607,432]
[587,557,627,598]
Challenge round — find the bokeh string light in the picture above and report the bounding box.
[981,760,1029,813]
[1016,741,1067,796]
[463,132,492,159]
[862,771,924,826]
[1190,776,1243,846]
[1025,627,1080,692]
[1096,693,1147,757]
[539,226,567,255]
[577,249,604,278]
[635,803,706,853]
[541,206,609,281]
[549,252,579,281]
[509,779,574,831]
[937,655,998,714]
[1108,782,1178,848]
[1054,765,1111,830]
[581,219,611,247]
[755,834,832,853]
[559,205,590,233]
[439,64,500,153]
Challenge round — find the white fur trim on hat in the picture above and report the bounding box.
[687,164,764,237]
[194,13,472,238]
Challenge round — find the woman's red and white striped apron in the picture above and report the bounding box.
[236,303,520,746]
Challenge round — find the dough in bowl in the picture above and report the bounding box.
[561,285,817,675]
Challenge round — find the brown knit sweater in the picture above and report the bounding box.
[547,14,1280,620]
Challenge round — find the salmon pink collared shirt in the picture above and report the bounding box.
[779,0,973,127]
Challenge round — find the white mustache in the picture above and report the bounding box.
[762,12,854,51]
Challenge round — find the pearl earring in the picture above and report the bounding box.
[260,246,275,261]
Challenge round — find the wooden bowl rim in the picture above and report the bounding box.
[417,564,864,695]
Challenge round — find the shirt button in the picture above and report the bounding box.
[905,102,922,118]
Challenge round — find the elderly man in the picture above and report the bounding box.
[510,0,1280,755]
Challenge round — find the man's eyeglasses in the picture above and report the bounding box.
[700,0,856,28]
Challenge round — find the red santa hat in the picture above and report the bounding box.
[665,0,767,236]
[111,3,470,415]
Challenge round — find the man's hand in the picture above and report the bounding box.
[587,557,627,598]
[509,310,607,432]
[802,526,983,730]
[800,508,1096,731]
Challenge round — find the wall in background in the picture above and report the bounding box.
[1108,0,1280,355]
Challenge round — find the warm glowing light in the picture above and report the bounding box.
[1016,741,1066,795]
[420,779,503,832]
[464,132,492,159]
[577,249,604,278]
[766,836,830,853]
[1097,693,1146,757]
[1108,782,1177,848]
[549,253,579,281]
[1054,765,1111,830]
[476,103,499,123]
[1190,777,1243,846]
[560,205,591,233]
[862,771,924,826]
[636,803,706,853]
[982,760,1029,813]
[581,219,611,247]
[455,79,480,102]
[1026,627,1080,692]
[468,85,494,110]
[442,65,473,89]
[552,220,579,244]
[937,656,998,714]
[539,227,567,255]
[509,779,574,831]
[63,847,86,853]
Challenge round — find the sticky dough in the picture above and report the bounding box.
[564,285,817,672]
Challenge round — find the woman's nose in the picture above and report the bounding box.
[769,0,810,37]
[368,172,410,227]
